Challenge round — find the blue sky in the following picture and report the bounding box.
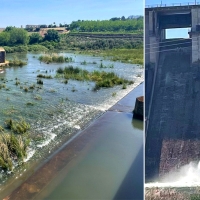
[0,0,143,28]
[145,0,198,7]
[146,0,194,38]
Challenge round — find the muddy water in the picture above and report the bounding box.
[0,52,143,196]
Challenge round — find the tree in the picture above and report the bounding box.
[0,32,10,45]
[121,16,126,21]
[44,29,60,42]
[4,26,15,32]
[9,28,29,45]
[110,17,120,21]
[29,33,42,44]
[40,25,47,28]
[25,27,34,32]
[35,27,40,32]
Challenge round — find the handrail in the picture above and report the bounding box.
[145,2,200,8]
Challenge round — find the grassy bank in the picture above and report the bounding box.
[3,34,143,65]
[4,45,48,53]
[79,48,143,65]
[101,48,143,65]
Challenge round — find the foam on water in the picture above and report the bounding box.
[93,76,143,111]
[24,148,36,162]
[36,132,57,148]
[146,161,200,188]
[24,79,143,161]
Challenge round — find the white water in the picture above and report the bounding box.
[146,161,200,188]
[25,77,143,163]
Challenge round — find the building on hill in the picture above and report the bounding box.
[26,25,41,29]
[0,47,6,63]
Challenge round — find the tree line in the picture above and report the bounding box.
[0,27,60,46]
[69,18,143,32]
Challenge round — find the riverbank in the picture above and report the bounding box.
[2,82,143,200]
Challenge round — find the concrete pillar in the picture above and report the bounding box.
[145,12,150,65]
[145,10,159,65]
[0,51,5,63]
[191,8,200,63]
[149,36,159,64]
[160,29,166,41]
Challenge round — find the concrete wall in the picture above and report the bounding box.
[192,33,200,62]
[0,50,5,63]
[145,10,160,65]
[145,49,194,180]
[145,6,199,180]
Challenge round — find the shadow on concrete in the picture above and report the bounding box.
[113,147,144,200]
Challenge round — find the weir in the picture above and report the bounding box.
[2,84,143,200]
[145,4,200,181]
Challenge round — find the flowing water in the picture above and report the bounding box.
[0,52,143,192]
[146,161,200,188]
[35,116,143,200]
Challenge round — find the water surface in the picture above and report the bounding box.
[0,52,143,192]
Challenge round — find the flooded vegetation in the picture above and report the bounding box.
[0,51,143,192]
[38,54,73,63]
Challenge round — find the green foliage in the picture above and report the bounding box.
[39,54,72,63]
[69,18,143,32]
[56,66,133,90]
[29,33,43,44]
[44,29,60,42]
[0,32,10,46]
[57,67,64,74]
[37,74,52,79]
[100,48,143,65]
[0,27,29,46]
[37,79,43,84]
[5,118,30,134]
[9,28,29,45]
[3,45,48,53]
[27,44,48,52]
[4,26,15,32]
[9,60,26,67]
[0,132,30,170]
[190,194,200,200]
[64,34,142,51]
[9,57,27,67]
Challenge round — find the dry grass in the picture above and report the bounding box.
[0,133,29,171]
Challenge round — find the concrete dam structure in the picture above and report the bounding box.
[145,4,200,181]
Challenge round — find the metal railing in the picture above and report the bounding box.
[146,2,200,8]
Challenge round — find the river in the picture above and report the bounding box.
[0,52,143,197]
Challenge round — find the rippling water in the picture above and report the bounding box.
[0,52,143,189]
